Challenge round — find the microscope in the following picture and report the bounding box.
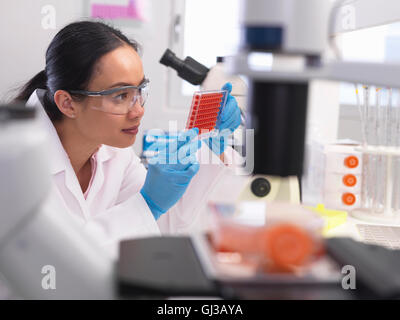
[159,41,300,203]
[228,0,400,179]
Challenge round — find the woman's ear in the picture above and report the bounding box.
[53,90,78,119]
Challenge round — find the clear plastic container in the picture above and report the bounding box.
[207,202,325,273]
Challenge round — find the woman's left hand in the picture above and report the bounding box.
[204,82,242,155]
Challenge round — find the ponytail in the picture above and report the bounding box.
[15,70,47,102]
[14,69,63,121]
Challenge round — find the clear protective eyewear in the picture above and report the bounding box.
[69,79,149,115]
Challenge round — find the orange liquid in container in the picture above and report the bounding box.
[211,223,317,272]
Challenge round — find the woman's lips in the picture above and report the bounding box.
[122,125,139,135]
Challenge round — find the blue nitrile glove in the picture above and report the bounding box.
[140,128,202,220]
[204,82,242,155]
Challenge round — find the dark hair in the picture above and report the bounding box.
[15,20,140,121]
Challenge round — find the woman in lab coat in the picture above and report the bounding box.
[15,21,242,257]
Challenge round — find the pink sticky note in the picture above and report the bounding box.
[91,0,142,20]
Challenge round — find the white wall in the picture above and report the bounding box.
[0,0,87,101]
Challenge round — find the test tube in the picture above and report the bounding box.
[360,85,375,210]
[397,92,400,147]
[393,89,400,212]
[364,86,372,145]
[385,88,396,213]
[355,84,367,145]
[358,85,368,209]
[369,86,378,211]
[374,88,385,213]
[374,88,381,146]
[385,88,393,147]
[361,152,371,209]
[393,157,400,212]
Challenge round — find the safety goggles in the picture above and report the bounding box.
[69,79,149,115]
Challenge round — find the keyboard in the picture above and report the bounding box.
[356,224,400,250]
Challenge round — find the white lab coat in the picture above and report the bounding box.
[26,89,244,258]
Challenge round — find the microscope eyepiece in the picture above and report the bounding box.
[159,49,209,85]
[160,49,184,71]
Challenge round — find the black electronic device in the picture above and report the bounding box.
[159,49,209,85]
[117,236,220,298]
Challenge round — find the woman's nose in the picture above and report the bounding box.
[127,101,144,119]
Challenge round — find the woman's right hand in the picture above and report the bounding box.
[140,128,201,219]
